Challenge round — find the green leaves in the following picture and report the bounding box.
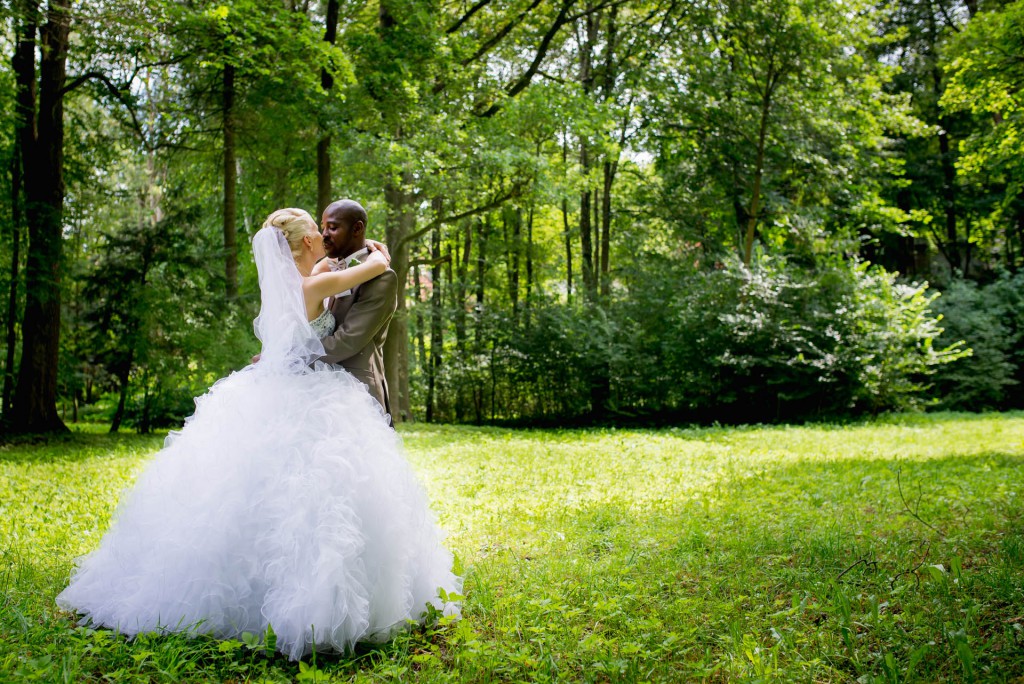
[942,1,1024,205]
[655,0,903,257]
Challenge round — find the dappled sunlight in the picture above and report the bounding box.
[2,413,1023,681]
[403,415,1024,556]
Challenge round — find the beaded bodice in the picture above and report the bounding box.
[309,308,336,338]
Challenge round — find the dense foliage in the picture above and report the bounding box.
[434,257,966,423]
[0,0,1021,432]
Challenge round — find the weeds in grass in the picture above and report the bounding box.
[0,413,1022,681]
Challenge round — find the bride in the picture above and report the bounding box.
[57,208,461,660]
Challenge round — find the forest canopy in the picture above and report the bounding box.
[1,0,1022,433]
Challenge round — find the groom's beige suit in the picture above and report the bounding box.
[320,264,398,423]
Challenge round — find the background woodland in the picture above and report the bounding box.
[2,0,1023,433]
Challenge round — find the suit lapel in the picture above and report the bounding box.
[331,283,359,323]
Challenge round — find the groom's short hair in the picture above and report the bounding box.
[327,199,367,230]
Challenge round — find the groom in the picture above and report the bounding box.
[319,199,398,424]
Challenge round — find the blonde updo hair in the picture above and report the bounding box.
[262,208,317,259]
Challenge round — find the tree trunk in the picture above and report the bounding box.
[579,171,595,296]
[109,361,130,433]
[600,160,616,297]
[223,61,238,300]
[316,0,340,218]
[383,179,414,422]
[578,7,598,298]
[593,187,600,281]
[1013,192,1024,270]
[562,198,572,300]
[474,215,489,350]
[561,131,573,300]
[316,137,331,220]
[11,0,70,434]
[4,137,23,417]
[426,225,443,422]
[963,214,972,276]
[140,372,151,435]
[937,119,959,271]
[743,87,773,267]
[412,261,427,373]
[1017,208,1024,270]
[525,205,534,305]
[596,3,622,295]
[454,220,471,353]
[926,10,959,272]
[504,207,521,316]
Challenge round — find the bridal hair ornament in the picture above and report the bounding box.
[251,225,325,369]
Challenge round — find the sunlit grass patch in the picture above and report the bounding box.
[2,413,1022,681]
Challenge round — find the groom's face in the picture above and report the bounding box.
[321,208,364,259]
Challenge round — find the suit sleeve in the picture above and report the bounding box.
[320,269,398,364]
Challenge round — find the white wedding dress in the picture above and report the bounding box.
[56,228,460,660]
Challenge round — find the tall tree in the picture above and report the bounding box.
[655,0,899,264]
[222,58,238,300]
[10,0,72,433]
[941,0,1024,270]
[879,0,978,273]
[316,0,340,218]
[5,88,24,417]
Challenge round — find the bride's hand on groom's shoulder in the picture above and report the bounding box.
[366,240,391,264]
[367,250,389,268]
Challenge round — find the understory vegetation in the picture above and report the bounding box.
[2,414,1022,682]
[5,0,1024,433]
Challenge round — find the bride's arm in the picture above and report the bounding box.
[366,239,390,262]
[311,258,335,276]
[302,252,389,302]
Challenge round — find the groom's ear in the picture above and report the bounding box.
[352,220,366,237]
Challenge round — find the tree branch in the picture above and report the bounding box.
[896,465,945,537]
[63,54,187,96]
[477,0,577,117]
[398,186,522,250]
[936,1,961,33]
[563,0,631,25]
[447,0,497,34]
[61,70,114,96]
[409,254,452,268]
[62,70,146,141]
[461,0,545,66]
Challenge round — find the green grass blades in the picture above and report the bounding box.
[1,412,1023,682]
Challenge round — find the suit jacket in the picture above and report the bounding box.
[321,268,398,422]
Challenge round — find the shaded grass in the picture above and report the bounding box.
[1,412,1023,681]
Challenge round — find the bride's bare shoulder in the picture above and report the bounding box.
[311,258,337,277]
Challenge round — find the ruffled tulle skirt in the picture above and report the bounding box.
[56,363,460,660]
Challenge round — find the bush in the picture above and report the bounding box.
[929,271,1024,410]
[628,257,964,420]
[435,303,617,423]
[429,255,965,423]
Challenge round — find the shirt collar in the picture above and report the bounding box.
[342,247,370,268]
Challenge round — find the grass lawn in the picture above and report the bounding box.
[1,412,1023,682]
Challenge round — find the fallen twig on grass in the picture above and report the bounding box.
[837,557,879,581]
[890,541,930,590]
[895,465,946,538]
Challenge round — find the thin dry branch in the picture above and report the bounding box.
[896,465,945,537]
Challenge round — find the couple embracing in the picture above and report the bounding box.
[56,200,461,660]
